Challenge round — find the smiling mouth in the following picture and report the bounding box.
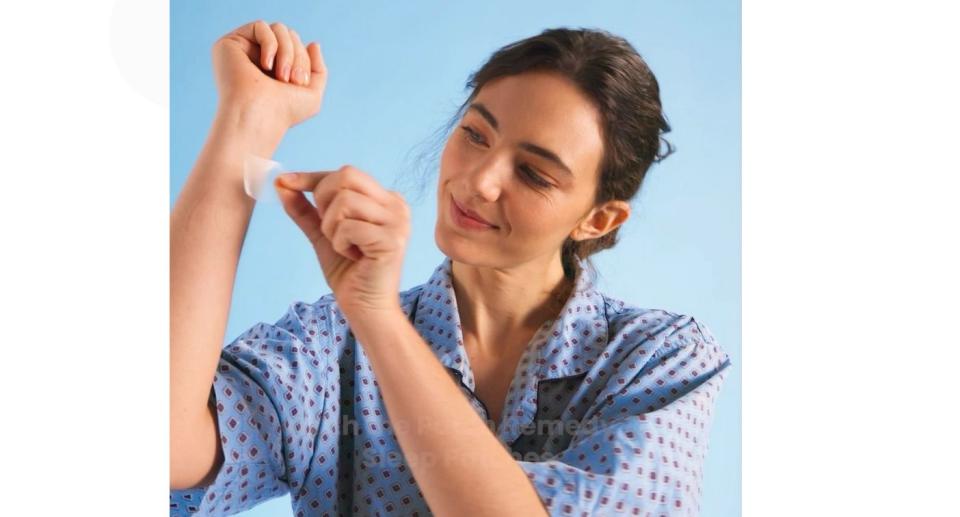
[450,195,499,230]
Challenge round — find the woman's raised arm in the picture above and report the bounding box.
[169,19,327,490]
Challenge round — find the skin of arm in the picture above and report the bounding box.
[169,104,286,490]
[170,18,326,490]
[348,307,549,517]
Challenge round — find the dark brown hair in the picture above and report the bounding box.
[401,27,673,281]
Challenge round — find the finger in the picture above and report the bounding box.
[315,167,396,221]
[289,29,310,86]
[227,19,261,41]
[275,180,340,268]
[319,190,396,246]
[330,219,395,261]
[220,20,263,61]
[275,171,334,193]
[280,167,395,215]
[252,20,278,71]
[270,22,294,82]
[331,219,365,261]
[275,179,323,245]
[387,190,412,222]
[306,42,327,88]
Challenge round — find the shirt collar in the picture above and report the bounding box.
[409,255,609,385]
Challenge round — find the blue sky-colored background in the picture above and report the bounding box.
[172,1,740,515]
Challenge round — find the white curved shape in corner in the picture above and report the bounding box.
[109,0,166,106]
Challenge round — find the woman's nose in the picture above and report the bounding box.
[466,153,510,202]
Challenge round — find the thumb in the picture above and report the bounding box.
[274,175,338,268]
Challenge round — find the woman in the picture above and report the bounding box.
[170,20,731,516]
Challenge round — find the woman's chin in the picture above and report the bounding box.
[435,225,483,264]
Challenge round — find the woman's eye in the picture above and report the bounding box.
[519,164,553,188]
[459,126,552,189]
[461,125,485,145]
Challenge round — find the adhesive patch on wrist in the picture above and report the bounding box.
[243,154,285,204]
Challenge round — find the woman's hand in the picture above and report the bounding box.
[211,20,327,130]
[275,166,411,319]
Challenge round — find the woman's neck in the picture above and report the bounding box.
[450,254,573,357]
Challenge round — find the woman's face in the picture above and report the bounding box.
[435,71,610,269]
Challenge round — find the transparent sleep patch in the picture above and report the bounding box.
[243,154,285,204]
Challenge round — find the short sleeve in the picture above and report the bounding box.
[516,316,732,516]
[169,301,335,516]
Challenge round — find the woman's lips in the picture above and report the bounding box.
[450,196,498,230]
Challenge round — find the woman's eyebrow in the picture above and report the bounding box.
[518,142,573,177]
[468,102,574,177]
[469,102,500,132]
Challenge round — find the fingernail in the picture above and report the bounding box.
[267,53,275,71]
[281,64,291,82]
[303,70,310,85]
[278,172,298,185]
[292,67,302,84]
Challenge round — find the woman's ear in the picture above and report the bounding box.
[569,200,631,241]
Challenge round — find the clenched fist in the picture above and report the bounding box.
[212,20,327,130]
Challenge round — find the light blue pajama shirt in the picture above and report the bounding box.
[170,256,731,516]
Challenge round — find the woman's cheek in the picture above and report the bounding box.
[440,149,468,185]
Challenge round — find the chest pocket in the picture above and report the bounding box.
[509,373,589,459]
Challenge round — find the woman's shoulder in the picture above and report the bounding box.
[597,291,731,367]
[588,291,732,418]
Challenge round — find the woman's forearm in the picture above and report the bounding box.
[170,104,285,485]
[350,310,549,517]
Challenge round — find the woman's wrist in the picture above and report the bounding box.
[345,304,409,345]
[211,100,288,158]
